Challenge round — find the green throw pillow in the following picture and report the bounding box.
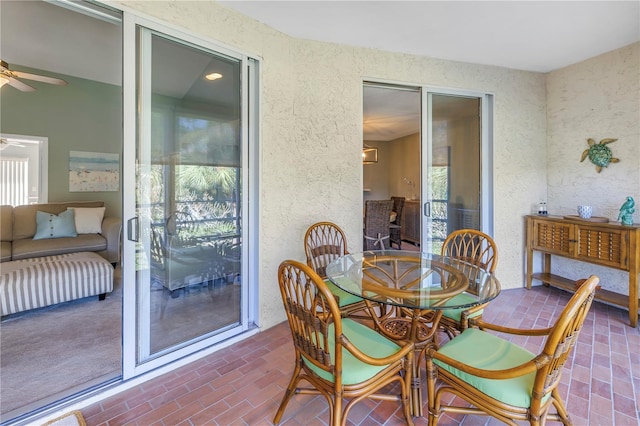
[33,210,78,240]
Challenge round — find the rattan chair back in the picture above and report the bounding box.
[279,260,339,376]
[441,229,498,273]
[537,277,597,397]
[437,229,499,334]
[304,222,348,278]
[363,200,393,250]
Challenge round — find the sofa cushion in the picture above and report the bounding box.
[1,242,11,262]
[0,205,12,243]
[12,234,107,260]
[13,201,104,240]
[33,210,78,240]
[68,207,106,234]
[0,205,12,262]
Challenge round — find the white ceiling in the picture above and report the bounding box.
[219,1,639,73]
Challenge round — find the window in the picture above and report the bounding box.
[0,134,48,205]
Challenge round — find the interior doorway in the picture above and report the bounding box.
[363,82,490,253]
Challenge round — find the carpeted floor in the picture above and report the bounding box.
[0,272,123,418]
[0,266,242,422]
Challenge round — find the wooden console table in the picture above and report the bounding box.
[525,215,640,327]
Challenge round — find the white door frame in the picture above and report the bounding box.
[122,11,260,379]
[421,87,494,245]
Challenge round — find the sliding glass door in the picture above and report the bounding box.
[123,16,256,377]
[423,91,490,253]
[363,83,492,252]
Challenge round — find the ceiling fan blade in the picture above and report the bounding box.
[13,70,67,86]
[6,76,36,92]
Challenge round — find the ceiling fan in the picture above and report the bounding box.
[1,59,67,92]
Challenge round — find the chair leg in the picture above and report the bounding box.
[404,350,416,426]
[273,362,303,425]
[332,390,344,426]
[550,388,572,425]
[160,287,170,319]
[425,353,442,426]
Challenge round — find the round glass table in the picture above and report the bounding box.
[325,250,501,416]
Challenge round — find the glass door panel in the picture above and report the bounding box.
[135,29,243,362]
[363,84,488,254]
[424,93,482,254]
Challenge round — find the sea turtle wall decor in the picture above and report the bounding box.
[580,138,619,173]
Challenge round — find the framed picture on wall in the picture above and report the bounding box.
[69,151,119,192]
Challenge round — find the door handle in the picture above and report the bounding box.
[127,217,139,242]
[423,202,431,217]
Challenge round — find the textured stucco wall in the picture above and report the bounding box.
[118,1,548,329]
[546,42,640,295]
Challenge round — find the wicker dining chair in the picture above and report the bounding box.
[425,275,599,426]
[363,199,393,251]
[274,260,415,426]
[304,222,369,318]
[390,196,405,249]
[438,229,498,337]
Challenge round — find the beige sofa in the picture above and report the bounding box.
[0,201,121,264]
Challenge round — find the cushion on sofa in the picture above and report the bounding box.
[0,242,11,262]
[12,234,107,260]
[0,205,12,262]
[33,210,78,240]
[67,207,106,234]
[0,205,12,242]
[13,201,104,240]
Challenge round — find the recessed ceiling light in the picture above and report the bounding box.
[205,72,223,81]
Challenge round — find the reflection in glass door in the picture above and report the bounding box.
[125,23,252,373]
[424,93,483,254]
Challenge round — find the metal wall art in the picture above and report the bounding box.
[580,138,619,173]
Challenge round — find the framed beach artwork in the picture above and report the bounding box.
[69,151,119,192]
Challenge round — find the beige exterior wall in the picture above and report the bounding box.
[118,1,548,328]
[546,42,640,295]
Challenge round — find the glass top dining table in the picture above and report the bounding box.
[325,250,501,311]
[325,249,501,417]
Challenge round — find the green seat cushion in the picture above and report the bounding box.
[325,278,363,308]
[441,293,483,322]
[434,328,549,408]
[303,318,402,385]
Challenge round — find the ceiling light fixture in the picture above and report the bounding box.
[363,145,378,164]
[205,72,223,81]
[0,75,10,88]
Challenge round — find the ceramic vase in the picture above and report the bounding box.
[577,205,593,219]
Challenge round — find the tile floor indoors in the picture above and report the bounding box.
[82,285,640,426]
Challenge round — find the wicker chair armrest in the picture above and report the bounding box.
[339,334,414,366]
[426,347,544,379]
[460,303,487,319]
[470,318,552,336]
